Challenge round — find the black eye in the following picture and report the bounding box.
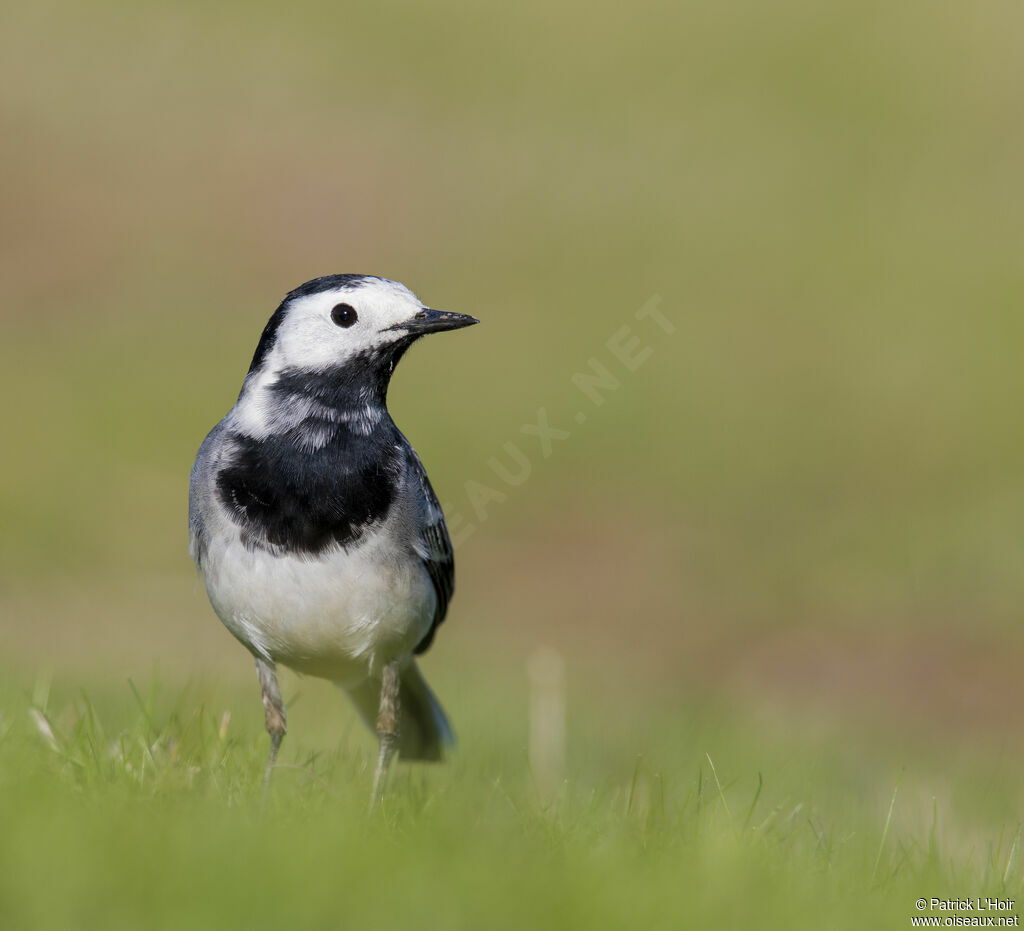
[331,303,358,328]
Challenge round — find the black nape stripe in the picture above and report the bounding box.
[247,303,288,374]
[247,274,378,375]
[285,274,377,301]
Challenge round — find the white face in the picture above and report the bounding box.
[229,275,475,443]
[267,277,426,373]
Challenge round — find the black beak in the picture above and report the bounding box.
[389,308,479,334]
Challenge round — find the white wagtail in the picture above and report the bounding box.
[188,274,477,801]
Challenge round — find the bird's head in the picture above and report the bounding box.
[246,275,478,380]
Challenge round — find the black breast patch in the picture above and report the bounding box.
[216,426,402,556]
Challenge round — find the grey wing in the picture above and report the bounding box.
[188,420,229,569]
[407,449,455,655]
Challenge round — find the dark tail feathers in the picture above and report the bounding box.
[346,660,454,761]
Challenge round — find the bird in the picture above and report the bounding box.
[188,274,477,803]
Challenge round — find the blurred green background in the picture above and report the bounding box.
[2,0,1024,927]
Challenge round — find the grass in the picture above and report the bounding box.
[1,667,1021,930]
[3,0,1024,926]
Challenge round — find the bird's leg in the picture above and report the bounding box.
[370,660,401,808]
[255,658,287,796]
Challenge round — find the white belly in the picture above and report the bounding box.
[200,527,435,684]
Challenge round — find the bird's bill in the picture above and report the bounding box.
[389,308,479,334]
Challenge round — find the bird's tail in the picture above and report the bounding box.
[345,659,454,761]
